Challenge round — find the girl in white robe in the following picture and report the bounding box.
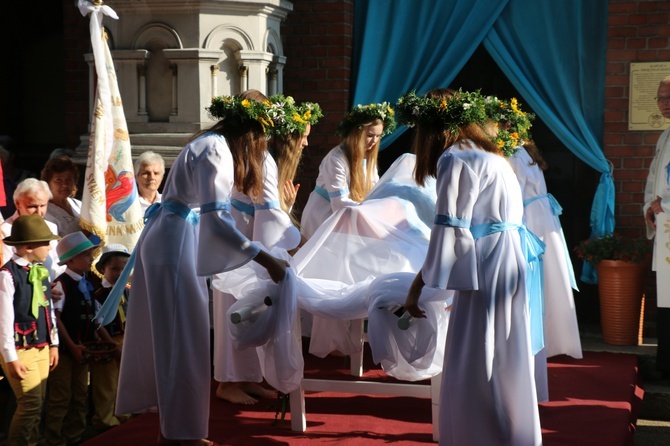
[213,98,320,404]
[402,88,542,446]
[510,143,582,404]
[510,144,582,359]
[299,103,395,356]
[116,92,287,446]
[300,102,395,239]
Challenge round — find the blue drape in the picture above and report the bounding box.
[351,0,613,283]
[352,0,509,147]
[483,1,612,284]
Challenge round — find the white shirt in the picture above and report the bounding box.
[138,191,162,217]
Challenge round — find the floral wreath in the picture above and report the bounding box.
[484,96,534,157]
[335,102,396,137]
[206,95,274,133]
[396,89,489,135]
[267,94,323,138]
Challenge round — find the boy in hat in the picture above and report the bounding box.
[89,243,131,430]
[0,214,60,446]
[44,232,114,446]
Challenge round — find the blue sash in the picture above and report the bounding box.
[231,198,281,217]
[95,200,202,326]
[434,214,470,228]
[314,185,349,203]
[471,221,546,355]
[523,193,578,291]
[232,198,255,216]
[201,201,230,214]
[524,193,562,216]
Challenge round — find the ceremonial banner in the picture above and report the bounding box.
[78,1,143,253]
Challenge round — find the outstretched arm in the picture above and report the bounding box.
[404,271,427,319]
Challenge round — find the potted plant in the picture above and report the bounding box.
[575,233,652,345]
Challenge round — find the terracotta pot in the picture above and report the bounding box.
[595,260,646,345]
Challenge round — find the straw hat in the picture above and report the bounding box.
[95,243,130,272]
[2,214,61,246]
[57,232,100,265]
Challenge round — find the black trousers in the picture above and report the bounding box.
[657,307,670,373]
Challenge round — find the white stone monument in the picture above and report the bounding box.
[77,0,292,165]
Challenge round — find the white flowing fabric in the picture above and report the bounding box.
[117,133,259,440]
[212,153,301,384]
[300,145,379,239]
[423,141,541,446]
[213,153,450,384]
[214,265,450,385]
[295,153,436,357]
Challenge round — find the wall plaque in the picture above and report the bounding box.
[629,62,670,131]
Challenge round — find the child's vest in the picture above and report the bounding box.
[94,285,129,337]
[54,273,97,345]
[2,260,54,349]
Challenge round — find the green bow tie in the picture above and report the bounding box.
[28,264,50,319]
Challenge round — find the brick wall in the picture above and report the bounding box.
[62,0,92,150]
[605,0,670,237]
[281,0,354,215]
[605,0,670,333]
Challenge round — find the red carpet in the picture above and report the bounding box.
[82,349,643,446]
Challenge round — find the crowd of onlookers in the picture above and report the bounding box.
[0,137,165,445]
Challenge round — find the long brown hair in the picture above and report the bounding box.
[413,88,499,186]
[341,118,382,202]
[191,90,268,201]
[522,140,548,171]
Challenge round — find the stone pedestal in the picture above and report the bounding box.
[75,0,293,166]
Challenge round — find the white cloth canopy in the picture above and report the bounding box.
[213,153,451,387]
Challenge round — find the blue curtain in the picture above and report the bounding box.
[483,1,612,284]
[352,0,509,147]
[351,0,612,283]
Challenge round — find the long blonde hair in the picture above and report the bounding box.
[269,133,303,218]
[341,118,382,202]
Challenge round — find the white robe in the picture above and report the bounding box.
[212,154,300,383]
[116,132,260,440]
[296,154,434,357]
[423,141,542,446]
[212,154,450,385]
[300,145,379,239]
[644,127,670,307]
[510,147,583,403]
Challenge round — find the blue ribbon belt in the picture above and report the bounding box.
[96,199,202,326]
[231,198,255,216]
[314,185,349,203]
[523,193,577,290]
[524,193,562,216]
[434,214,471,227]
[471,221,546,355]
